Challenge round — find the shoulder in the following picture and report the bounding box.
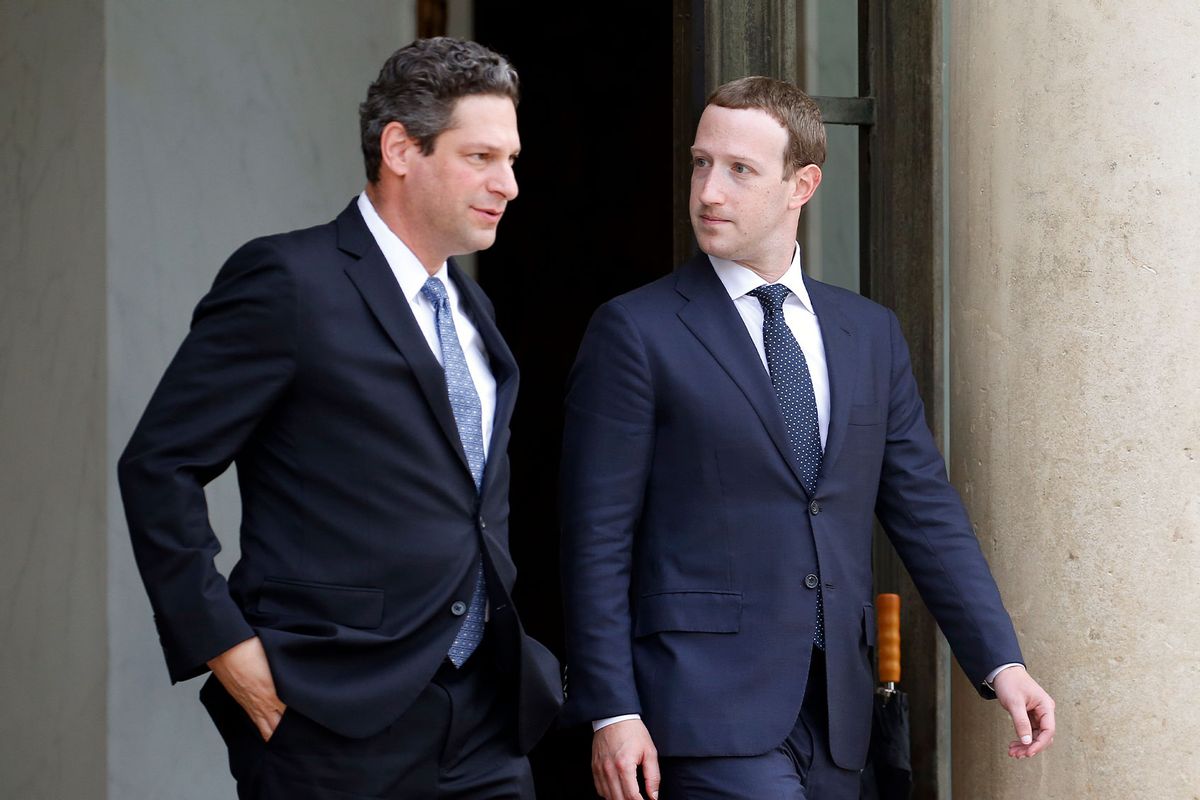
[210,216,345,301]
[231,217,339,268]
[804,275,897,330]
[594,270,680,321]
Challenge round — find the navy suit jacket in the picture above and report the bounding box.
[560,253,1021,769]
[119,200,561,752]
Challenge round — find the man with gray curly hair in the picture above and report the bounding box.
[119,37,561,799]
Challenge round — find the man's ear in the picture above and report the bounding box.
[788,164,823,210]
[379,121,416,178]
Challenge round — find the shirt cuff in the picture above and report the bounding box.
[593,714,642,732]
[984,662,1024,690]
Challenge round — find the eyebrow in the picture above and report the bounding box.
[461,141,520,152]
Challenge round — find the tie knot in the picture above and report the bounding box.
[421,276,449,307]
[748,283,790,313]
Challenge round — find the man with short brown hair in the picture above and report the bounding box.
[561,76,1055,799]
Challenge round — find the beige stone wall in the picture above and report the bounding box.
[948,3,1200,798]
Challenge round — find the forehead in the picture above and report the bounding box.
[444,94,520,148]
[692,105,787,163]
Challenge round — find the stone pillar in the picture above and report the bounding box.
[2,2,413,798]
[106,3,413,797]
[0,2,108,797]
[948,4,1200,798]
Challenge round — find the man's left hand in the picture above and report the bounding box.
[992,665,1055,758]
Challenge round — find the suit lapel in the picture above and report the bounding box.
[336,203,473,477]
[805,276,858,477]
[675,254,814,496]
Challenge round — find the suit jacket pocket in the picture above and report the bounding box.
[634,591,742,637]
[258,577,384,630]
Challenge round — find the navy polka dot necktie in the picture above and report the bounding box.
[748,283,826,650]
[422,277,487,667]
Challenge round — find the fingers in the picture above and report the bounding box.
[619,764,641,800]
[592,762,605,799]
[251,704,286,742]
[1022,695,1056,757]
[593,755,644,800]
[1006,687,1056,759]
[1008,725,1054,759]
[1006,698,1034,746]
[591,721,659,799]
[643,747,661,800]
[993,668,1056,759]
[592,745,627,799]
[207,637,287,742]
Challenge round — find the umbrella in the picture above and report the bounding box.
[860,593,912,800]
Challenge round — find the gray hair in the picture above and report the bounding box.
[359,37,520,183]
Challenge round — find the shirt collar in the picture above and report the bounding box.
[708,244,815,315]
[357,191,449,303]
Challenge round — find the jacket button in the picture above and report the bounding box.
[451,601,467,616]
[478,516,487,530]
[804,573,819,589]
[809,500,821,515]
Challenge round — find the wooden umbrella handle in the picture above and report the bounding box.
[876,593,901,684]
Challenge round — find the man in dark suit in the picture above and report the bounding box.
[119,37,560,799]
[560,77,1055,799]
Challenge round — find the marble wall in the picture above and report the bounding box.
[105,3,413,797]
[948,3,1200,797]
[0,2,108,797]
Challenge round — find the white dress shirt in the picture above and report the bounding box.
[709,246,830,448]
[357,192,496,456]
[593,246,1017,732]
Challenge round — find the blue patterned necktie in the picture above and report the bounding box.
[748,283,826,650]
[422,276,487,667]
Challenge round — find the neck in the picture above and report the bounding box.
[364,183,445,276]
[733,241,796,284]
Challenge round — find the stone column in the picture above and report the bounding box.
[0,2,108,796]
[2,2,413,798]
[106,4,413,797]
[948,4,1200,798]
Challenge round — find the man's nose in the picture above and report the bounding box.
[490,162,519,201]
[696,171,723,206]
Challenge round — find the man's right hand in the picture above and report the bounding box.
[206,636,286,742]
[592,719,660,800]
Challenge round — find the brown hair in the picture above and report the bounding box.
[707,76,826,173]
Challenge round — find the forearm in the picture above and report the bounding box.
[118,240,296,680]
[876,309,1022,689]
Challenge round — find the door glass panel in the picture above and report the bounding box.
[800,0,860,293]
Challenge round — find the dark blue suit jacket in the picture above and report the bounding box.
[560,253,1021,768]
[119,200,561,751]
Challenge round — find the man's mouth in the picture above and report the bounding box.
[473,207,504,223]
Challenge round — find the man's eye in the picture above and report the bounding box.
[732,163,750,174]
[693,157,710,169]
